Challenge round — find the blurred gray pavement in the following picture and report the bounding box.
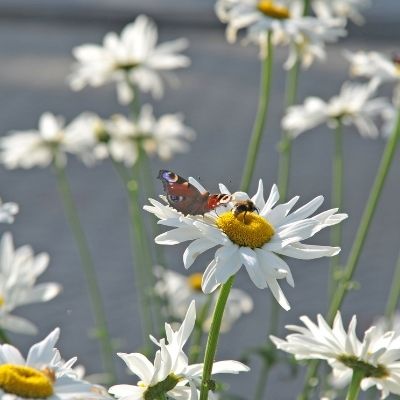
[1,2,400,399]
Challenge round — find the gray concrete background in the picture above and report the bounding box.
[1,1,400,399]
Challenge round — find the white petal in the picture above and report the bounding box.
[211,360,250,374]
[202,259,220,294]
[26,328,60,365]
[240,248,267,289]
[117,353,154,383]
[183,239,217,269]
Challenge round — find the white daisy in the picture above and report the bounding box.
[0,232,61,335]
[155,267,253,333]
[145,179,347,311]
[0,113,76,169]
[215,0,345,69]
[109,301,249,400]
[310,0,371,25]
[105,106,195,167]
[0,199,18,224]
[271,312,400,399]
[282,81,391,138]
[70,15,190,105]
[0,328,109,399]
[346,50,400,89]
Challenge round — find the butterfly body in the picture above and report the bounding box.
[158,170,231,215]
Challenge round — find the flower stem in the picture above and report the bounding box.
[327,107,400,324]
[346,369,364,400]
[199,276,235,400]
[240,32,273,192]
[277,59,300,202]
[53,164,116,383]
[329,121,344,296]
[253,362,270,400]
[0,329,10,344]
[111,159,153,346]
[385,249,400,318]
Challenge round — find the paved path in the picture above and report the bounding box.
[0,11,399,399]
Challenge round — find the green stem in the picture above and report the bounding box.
[189,296,213,364]
[0,329,10,344]
[53,164,116,383]
[329,122,344,296]
[327,107,400,324]
[240,32,274,192]
[277,59,300,202]
[112,159,153,345]
[199,276,235,400]
[385,249,400,318]
[297,360,319,400]
[253,362,270,400]
[346,369,364,400]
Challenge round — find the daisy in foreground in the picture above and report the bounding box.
[282,81,391,138]
[144,178,347,310]
[109,301,249,400]
[0,328,108,399]
[270,312,400,399]
[70,15,190,104]
[155,267,253,333]
[0,232,61,334]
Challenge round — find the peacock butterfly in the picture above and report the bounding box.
[158,170,232,216]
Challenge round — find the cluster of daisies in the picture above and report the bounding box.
[1,0,400,399]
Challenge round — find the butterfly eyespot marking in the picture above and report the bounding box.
[168,194,185,203]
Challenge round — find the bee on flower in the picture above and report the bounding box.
[145,174,347,311]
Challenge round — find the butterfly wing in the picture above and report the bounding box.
[158,170,231,215]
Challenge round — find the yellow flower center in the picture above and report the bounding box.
[257,1,290,19]
[0,295,5,308]
[187,273,203,292]
[216,211,275,248]
[0,364,54,398]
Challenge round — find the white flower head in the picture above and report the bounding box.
[345,50,400,89]
[109,301,249,400]
[104,106,195,167]
[283,81,391,138]
[215,0,345,69]
[0,113,71,169]
[271,312,400,399]
[0,328,109,399]
[155,267,253,333]
[145,179,347,311]
[70,15,190,104]
[0,232,62,335]
[0,199,19,224]
[310,0,371,25]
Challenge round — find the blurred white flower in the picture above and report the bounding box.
[0,113,70,169]
[145,179,347,310]
[70,15,190,104]
[105,105,195,167]
[271,312,400,399]
[283,82,391,138]
[109,302,249,400]
[0,328,109,399]
[0,232,61,335]
[346,50,400,89]
[215,0,345,69]
[0,199,18,224]
[304,0,370,24]
[155,267,253,333]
